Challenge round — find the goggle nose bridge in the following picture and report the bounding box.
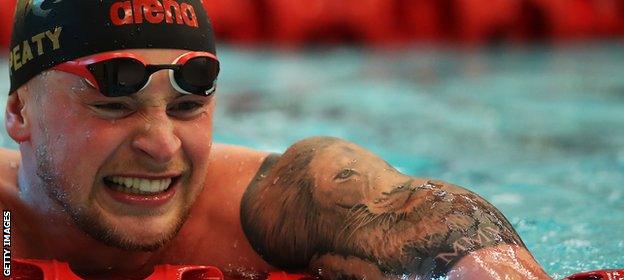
[136,64,185,94]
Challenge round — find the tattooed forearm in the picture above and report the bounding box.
[241,136,527,279]
[436,226,503,265]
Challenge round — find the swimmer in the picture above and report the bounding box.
[0,1,551,279]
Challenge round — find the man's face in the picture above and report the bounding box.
[23,49,215,251]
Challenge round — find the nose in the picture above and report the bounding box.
[131,112,181,164]
[381,178,415,195]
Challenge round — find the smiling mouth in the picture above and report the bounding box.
[103,176,179,195]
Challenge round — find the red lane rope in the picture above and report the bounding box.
[564,269,624,280]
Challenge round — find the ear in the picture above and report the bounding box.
[5,91,31,143]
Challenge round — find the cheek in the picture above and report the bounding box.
[178,116,214,172]
[36,109,129,182]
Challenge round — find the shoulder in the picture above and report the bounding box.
[198,143,278,212]
[201,136,369,215]
[0,148,20,208]
[198,138,344,216]
[0,148,20,188]
[205,137,344,183]
[205,143,274,182]
[0,148,20,173]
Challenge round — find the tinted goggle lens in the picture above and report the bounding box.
[87,56,219,97]
[174,56,219,95]
[88,58,146,97]
[183,57,219,86]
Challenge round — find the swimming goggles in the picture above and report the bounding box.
[52,51,219,97]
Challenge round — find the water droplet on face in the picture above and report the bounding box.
[144,124,151,131]
[71,85,85,93]
[9,162,18,169]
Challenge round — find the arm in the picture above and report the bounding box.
[448,244,550,280]
[241,136,550,279]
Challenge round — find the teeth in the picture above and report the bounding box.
[139,179,150,191]
[107,176,172,194]
[124,177,133,187]
[150,180,161,192]
[133,178,141,189]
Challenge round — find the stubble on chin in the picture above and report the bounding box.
[33,143,190,251]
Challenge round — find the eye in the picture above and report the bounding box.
[334,169,356,180]
[168,101,203,111]
[167,100,208,119]
[92,103,129,110]
[89,102,134,119]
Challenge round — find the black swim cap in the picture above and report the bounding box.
[8,0,216,94]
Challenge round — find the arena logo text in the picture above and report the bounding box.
[109,0,199,28]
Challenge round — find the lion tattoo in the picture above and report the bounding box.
[241,137,524,279]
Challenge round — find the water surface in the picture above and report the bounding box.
[2,42,623,278]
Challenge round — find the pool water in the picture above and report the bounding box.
[2,42,624,279]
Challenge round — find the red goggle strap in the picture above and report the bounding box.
[53,61,101,90]
[52,53,147,91]
[174,51,219,64]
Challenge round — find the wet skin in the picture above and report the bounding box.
[241,137,551,279]
[1,49,550,279]
[2,49,272,278]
